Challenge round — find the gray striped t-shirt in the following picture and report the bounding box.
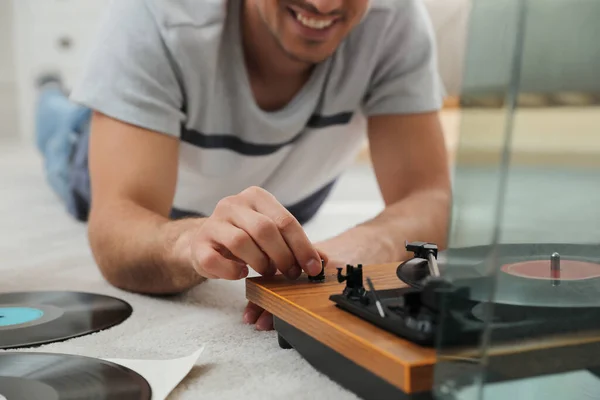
[70,0,444,223]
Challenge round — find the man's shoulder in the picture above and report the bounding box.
[368,0,421,12]
[143,0,228,30]
[361,0,430,29]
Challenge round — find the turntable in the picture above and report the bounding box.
[246,241,600,399]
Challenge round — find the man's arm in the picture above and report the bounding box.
[315,0,450,265]
[87,112,207,295]
[315,111,452,265]
[88,111,324,296]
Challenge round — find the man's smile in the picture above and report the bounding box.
[286,4,342,30]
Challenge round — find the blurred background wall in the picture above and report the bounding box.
[460,0,600,97]
[8,0,111,142]
[0,0,17,141]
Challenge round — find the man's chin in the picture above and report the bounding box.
[270,26,338,64]
[283,46,333,65]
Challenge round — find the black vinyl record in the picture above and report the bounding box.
[437,243,600,308]
[0,291,132,349]
[0,352,151,400]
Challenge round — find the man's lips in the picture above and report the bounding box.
[286,4,343,28]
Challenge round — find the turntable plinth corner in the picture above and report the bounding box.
[245,263,437,397]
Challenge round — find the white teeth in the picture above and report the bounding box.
[295,12,334,30]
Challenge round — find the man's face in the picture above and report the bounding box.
[253,0,370,64]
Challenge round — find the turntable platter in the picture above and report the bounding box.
[438,243,600,308]
[502,259,600,281]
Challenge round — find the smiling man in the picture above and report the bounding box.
[38,0,451,331]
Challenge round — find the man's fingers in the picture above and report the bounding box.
[228,207,297,278]
[243,302,274,331]
[243,301,263,324]
[213,186,321,278]
[255,310,273,331]
[192,246,248,280]
[251,192,322,277]
[209,221,271,276]
[317,250,329,268]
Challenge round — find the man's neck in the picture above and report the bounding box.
[241,1,313,82]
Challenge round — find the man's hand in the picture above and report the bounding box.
[242,241,334,331]
[88,112,323,297]
[173,186,324,281]
[243,301,273,331]
[173,185,326,332]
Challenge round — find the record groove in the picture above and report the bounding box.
[0,291,132,349]
[0,352,151,400]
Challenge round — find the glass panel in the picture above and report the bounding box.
[432,0,600,399]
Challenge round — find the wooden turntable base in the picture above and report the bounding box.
[245,263,600,400]
[246,263,436,398]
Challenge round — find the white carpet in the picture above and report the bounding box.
[0,140,383,400]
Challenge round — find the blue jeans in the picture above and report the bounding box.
[35,87,92,221]
[34,88,202,222]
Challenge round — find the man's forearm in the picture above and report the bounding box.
[317,188,451,266]
[365,188,451,260]
[88,200,206,295]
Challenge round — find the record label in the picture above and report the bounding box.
[501,260,600,281]
[0,307,44,327]
[0,304,64,332]
[440,243,600,308]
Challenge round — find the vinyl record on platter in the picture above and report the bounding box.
[0,352,152,400]
[437,243,600,308]
[0,291,132,349]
